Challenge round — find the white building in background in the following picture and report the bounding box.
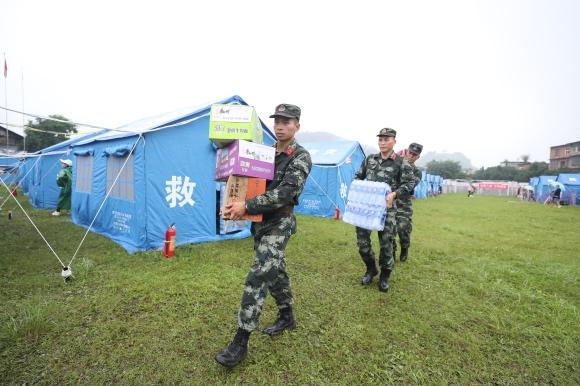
[549,141,580,170]
[0,125,24,154]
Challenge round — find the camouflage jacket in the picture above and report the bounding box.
[355,151,415,201]
[246,139,312,219]
[398,162,422,205]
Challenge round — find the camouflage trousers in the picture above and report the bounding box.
[394,202,413,249]
[355,209,396,271]
[237,216,295,332]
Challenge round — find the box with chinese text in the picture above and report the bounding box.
[223,176,266,222]
[217,182,249,234]
[209,104,263,148]
[215,139,275,181]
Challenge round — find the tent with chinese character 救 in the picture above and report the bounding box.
[295,140,365,218]
[68,95,275,253]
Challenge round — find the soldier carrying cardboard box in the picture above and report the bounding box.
[215,103,312,368]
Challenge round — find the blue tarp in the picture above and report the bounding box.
[295,140,365,218]
[69,95,276,253]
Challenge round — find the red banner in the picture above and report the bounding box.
[478,182,508,190]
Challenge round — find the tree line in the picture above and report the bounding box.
[425,160,576,182]
[23,115,77,152]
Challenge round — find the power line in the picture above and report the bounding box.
[0,105,108,130]
[4,123,73,137]
[2,122,102,136]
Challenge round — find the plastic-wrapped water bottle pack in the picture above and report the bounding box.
[343,180,391,231]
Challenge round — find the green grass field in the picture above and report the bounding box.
[1,192,578,385]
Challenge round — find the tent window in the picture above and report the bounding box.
[106,154,134,201]
[75,155,93,193]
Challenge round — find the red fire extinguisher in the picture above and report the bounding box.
[334,207,341,220]
[163,224,176,258]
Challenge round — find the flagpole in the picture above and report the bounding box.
[21,68,25,152]
[3,53,8,151]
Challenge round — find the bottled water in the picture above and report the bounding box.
[343,180,391,231]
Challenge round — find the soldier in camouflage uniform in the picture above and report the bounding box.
[215,104,312,368]
[393,143,423,262]
[354,128,415,292]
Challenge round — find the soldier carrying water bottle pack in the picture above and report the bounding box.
[353,128,415,292]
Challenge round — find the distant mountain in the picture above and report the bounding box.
[416,151,473,170]
[296,131,344,142]
[297,132,474,169]
[296,131,378,156]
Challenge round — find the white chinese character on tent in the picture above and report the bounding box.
[165,176,197,208]
[179,176,196,207]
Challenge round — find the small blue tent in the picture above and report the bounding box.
[557,173,580,205]
[295,140,365,218]
[532,175,558,202]
[18,130,109,209]
[434,175,443,194]
[414,171,428,199]
[414,171,442,198]
[69,95,275,253]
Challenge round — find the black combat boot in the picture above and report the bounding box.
[399,247,409,262]
[263,306,296,336]
[361,259,378,285]
[378,269,392,292]
[215,328,250,368]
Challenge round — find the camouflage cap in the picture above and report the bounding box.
[377,128,396,137]
[270,103,301,121]
[408,143,423,155]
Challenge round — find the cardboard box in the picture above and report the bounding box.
[217,182,249,235]
[224,176,266,222]
[209,104,263,148]
[215,139,275,181]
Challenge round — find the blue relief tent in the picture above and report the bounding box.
[295,140,365,218]
[529,177,539,190]
[414,171,442,199]
[531,175,558,202]
[557,173,580,205]
[69,95,275,253]
[17,130,109,209]
[0,155,22,186]
[434,175,443,194]
[414,171,429,199]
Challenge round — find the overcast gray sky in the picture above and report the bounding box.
[1,0,578,167]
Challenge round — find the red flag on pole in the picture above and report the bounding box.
[3,58,6,78]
